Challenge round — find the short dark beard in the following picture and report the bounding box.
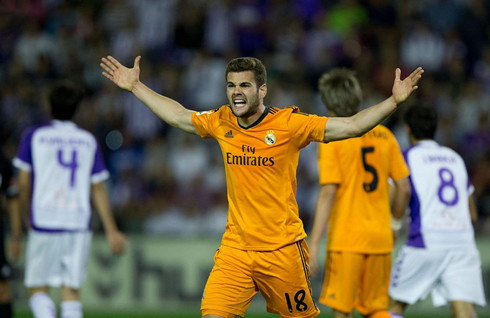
[229,90,261,118]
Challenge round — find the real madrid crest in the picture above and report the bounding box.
[264,130,276,145]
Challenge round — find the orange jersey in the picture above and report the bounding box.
[192,106,328,251]
[318,125,409,254]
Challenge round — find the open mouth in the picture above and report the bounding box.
[233,99,247,108]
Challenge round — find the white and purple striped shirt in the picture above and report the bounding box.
[13,120,109,232]
[403,140,475,249]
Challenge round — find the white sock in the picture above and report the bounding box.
[390,313,404,318]
[29,292,56,318]
[61,301,83,318]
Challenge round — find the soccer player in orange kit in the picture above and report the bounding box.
[308,68,411,318]
[100,55,423,318]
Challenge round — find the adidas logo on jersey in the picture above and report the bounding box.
[225,130,233,138]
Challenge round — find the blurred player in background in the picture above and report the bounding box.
[388,105,486,318]
[100,54,422,318]
[308,69,411,318]
[0,147,22,318]
[13,81,126,318]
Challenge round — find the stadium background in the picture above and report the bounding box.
[0,0,489,317]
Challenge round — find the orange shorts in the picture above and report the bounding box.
[319,251,391,315]
[201,241,320,318]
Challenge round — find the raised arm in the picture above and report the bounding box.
[324,67,424,142]
[100,56,198,135]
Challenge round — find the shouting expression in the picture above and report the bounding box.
[226,71,266,119]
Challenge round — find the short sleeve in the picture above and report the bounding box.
[466,165,475,196]
[13,127,36,172]
[288,108,329,149]
[389,133,410,181]
[191,110,217,139]
[468,182,475,196]
[91,141,109,184]
[318,142,342,185]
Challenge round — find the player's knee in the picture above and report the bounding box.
[450,301,476,318]
[29,286,49,297]
[61,286,80,301]
[388,299,407,314]
[0,280,10,302]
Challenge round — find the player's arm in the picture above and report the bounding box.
[324,68,424,142]
[7,197,21,241]
[388,179,395,207]
[2,165,22,261]
[391,177,411,243]
[7,195,21,262]
[91,182,126,255]
[392,177,411,220]
[100,56,198,135]
[17,169,31,230]
[308,184,338,277]
[469,193,477,223]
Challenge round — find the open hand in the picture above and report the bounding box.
[309,257,320,277]
[392,67,424,105]
[106,230,127,255]
[309,245,321,277]
[101,56,141,92]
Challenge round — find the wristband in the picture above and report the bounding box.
[391,217,403,231]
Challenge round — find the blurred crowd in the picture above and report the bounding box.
[0,0,489,236]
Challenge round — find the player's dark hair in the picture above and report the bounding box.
[318,68,362,117]
[49,80,83,120]
[226,57,267,87]
[404,105,438,140]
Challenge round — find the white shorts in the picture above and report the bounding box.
[24,230,93,289]
[389,245,486,307]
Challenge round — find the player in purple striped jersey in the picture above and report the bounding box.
[13,81,126,318]
[388,105,486,318]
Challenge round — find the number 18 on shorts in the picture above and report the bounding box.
[201,241,320,318]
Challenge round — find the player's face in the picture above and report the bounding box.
[226,71,265,118]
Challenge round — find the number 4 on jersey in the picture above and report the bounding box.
[58,149,78,188]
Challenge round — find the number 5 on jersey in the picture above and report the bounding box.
[361,147,378,192]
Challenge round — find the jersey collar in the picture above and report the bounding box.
[416,140,438,147]
[237,107,269,130]
[52,120,77,128]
